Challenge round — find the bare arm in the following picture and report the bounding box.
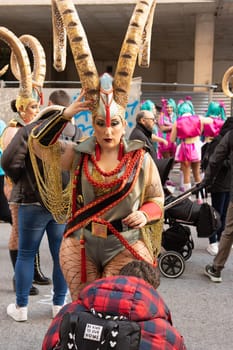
[151,134,168,145]
[170,122,177,143]
[59,140,76,170]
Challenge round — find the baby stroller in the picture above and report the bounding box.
[155,158,221,279]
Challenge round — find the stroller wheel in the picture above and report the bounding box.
[180,243,192,261]
[158,251,185,278]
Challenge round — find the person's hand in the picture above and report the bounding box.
[63,89,92,120]
[162,139,168,146]
[193,178,212,196]
[122,210,147,228]
[200,177,213,189]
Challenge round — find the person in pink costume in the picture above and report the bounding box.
[203,101,227,143]
[170,99,212,194]
[158,98,177,159]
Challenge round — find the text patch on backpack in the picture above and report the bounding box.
[84,323,103,341]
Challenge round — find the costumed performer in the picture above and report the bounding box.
[28,0,164,301]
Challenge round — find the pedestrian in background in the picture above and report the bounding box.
[0,119,12,224]
[203,124,233,282]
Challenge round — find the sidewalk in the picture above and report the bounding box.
[1,206,233,349]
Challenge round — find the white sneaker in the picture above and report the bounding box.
[206,243,219,256]
[52,305,63,318]
[7,304,27,322]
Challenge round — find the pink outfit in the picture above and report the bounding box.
[175,114,202,162]
[158,112,176,156]
[203,117,224,138]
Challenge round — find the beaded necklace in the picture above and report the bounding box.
[84,152,135,189]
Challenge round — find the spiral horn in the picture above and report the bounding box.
[10,34,46,88]
[222,66,233,98]
[0,64,8,76]
[138,0,156,68]
[0,26,32,99]
[52,0,67,72]
[52,0,100,108]
[52,0,156,118]
[114,0,157,108]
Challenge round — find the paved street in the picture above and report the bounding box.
[1,187,233,349]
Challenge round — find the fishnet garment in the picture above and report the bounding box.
[60,237,153,301]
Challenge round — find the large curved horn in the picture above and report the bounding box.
[52,0,100,106]
[0,26,32,99]
[222,66,233,98]
[0,64,8,76]
[138,0,156,68]
[52,0,67,72]
[114,0,157,108]
[10,34,46,88]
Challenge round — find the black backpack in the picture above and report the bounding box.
[54,309,141,350]
[196,202,221,238]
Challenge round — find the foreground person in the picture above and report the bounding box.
[42,260,187,350]
[28,0,164,302]
[29,86,164,301]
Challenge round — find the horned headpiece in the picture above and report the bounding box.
[0,27,46,112]
[222,66,233,98]
[52,0,157,126]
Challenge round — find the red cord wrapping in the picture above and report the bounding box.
[80,217,158,283]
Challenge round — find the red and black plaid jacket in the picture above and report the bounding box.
[42,276,186,350]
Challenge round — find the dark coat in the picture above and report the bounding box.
[129,123,157,162]
[203,117,233,193]
[204,127,233,201]
[1,122,42,204]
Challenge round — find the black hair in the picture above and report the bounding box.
[119,260,160,289]
[136,111,145,123]
[48,90,71,107]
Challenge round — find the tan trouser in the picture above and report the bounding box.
[213,201,233,271]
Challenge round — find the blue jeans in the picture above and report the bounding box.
[16,205,67,307]
[209,191,230,244]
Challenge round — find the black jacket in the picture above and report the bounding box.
[1,122,42,204]
[204,128,233,200]
[129,123,157,162]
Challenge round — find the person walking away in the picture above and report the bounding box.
[0,119,12,224]
[1,98,49,295]
[2,108,69,321]
[2,89,84,321]
[202,125,233,282]
[201,107,230,256]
